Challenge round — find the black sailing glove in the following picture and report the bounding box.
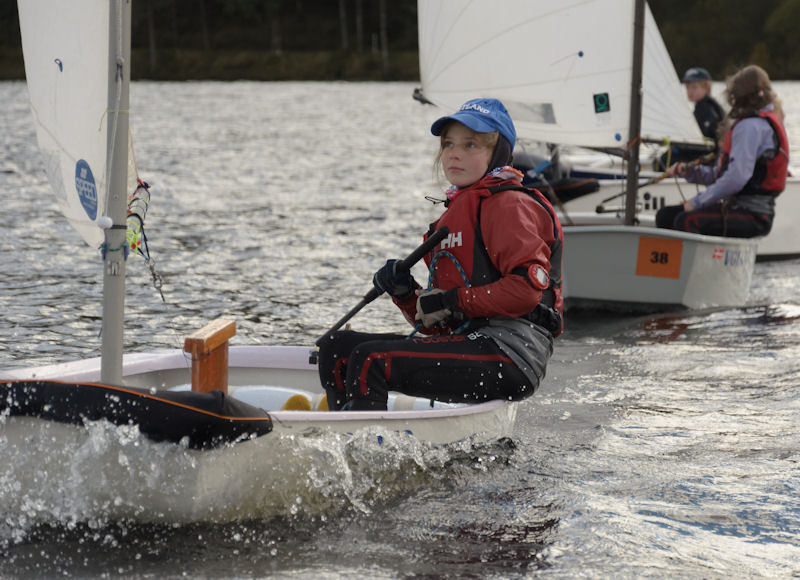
[415,288,461,328]
[373,259,416,299]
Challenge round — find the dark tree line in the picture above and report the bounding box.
[650,0,800,81]
[1,0,799,80]
[130,0,415,53]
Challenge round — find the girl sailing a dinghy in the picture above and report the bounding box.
[318,98,564,411]
[656,65,789,238]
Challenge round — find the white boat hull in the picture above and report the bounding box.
[557,171,800,261]
[1,345,518,446]
[562,226,758,310]
[2,345,518,522]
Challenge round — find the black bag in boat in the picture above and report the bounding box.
[0,380,272,449]
[513,151,600,203]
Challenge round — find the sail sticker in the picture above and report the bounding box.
[635,236,683,279]
[75,159,98,220]
[593,93,610,113]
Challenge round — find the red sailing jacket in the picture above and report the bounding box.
[395,171,564,336]
[718,110,789,195]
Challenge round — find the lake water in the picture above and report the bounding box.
[1,80,799,577]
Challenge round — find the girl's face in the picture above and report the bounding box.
[440,122,493,188]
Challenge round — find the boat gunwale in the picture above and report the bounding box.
[562,225,762,246]
[0,345,314,380]
[1,345,517,426]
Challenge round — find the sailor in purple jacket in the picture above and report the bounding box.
[656,65,789,238]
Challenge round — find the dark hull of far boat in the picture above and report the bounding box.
[0,380,273,449]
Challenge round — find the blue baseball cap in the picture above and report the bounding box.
[431,98,517,148]
[682,67,712,82]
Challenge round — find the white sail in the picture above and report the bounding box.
[418,0,705,149]
[18,0,137,248]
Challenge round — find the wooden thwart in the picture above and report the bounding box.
[184,318,236,394]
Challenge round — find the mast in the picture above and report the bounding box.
[624,0,646,226]
[101,0,131,383]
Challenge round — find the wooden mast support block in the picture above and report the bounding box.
[183,319,236,394]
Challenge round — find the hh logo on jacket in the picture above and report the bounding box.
[441,232,463,249]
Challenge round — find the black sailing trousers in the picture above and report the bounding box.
[655,203,773,238]
[317,329,531,410]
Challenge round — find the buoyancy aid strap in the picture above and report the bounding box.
[486,184,563,285]
[487,184,561,238]
[484,185,563,333]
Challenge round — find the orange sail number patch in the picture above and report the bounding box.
[635,236,683,279]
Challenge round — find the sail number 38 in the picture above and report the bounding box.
[650,251,669,264]
[636,237,683,279]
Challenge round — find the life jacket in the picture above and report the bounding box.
[717,110,789,196]
[482,185,564,336]
[426,182,564,336]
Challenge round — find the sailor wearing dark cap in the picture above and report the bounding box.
[682,67,725,140]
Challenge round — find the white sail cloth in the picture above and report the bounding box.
[418,0,705,150]
[19,0,138,248]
